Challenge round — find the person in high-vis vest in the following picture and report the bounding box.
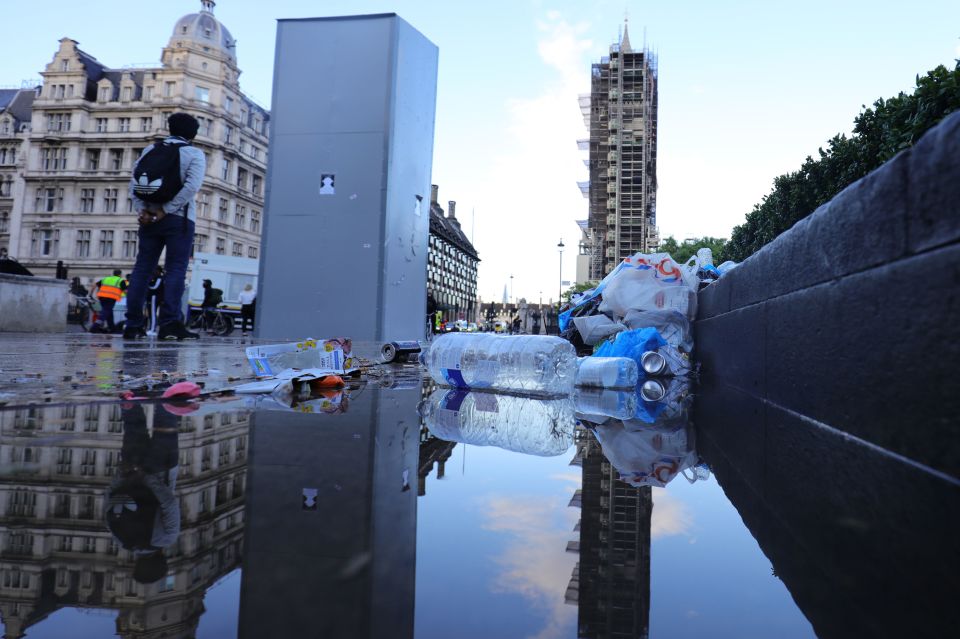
[95,269,127,332]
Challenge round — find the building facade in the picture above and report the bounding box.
[580,23,659,279]
[428,185,479,324]
[0,0,268,284]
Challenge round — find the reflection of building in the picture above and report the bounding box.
[580,22,659,278]
[428,185,479,324]
[240,388,420,639]
[0,0,269,282]
[0,401,249,639]
[566,427,651,639]
[418,426,456,497]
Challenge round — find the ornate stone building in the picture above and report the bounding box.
[0,0,268,284]
[428,185,480,324]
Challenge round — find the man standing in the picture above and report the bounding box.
[123,113,205,340]
[95,269,126,332]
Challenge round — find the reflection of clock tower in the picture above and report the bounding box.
[567,428,652,638]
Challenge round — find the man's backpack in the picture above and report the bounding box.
[132,142,184,204]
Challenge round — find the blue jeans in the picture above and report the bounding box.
[125,215,194,329]
[99,297,116,330]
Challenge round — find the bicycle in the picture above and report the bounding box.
[67,295,98,332]
[187,304,235,336]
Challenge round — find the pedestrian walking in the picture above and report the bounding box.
[145,267,164,335]
[95,269,126,332]
[238,283,256,334]
[122,112,206,340]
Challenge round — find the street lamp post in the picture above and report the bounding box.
[510,274,514,304]
[557,239,565,312]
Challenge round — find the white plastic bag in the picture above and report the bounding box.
[597,252,699,321]
[622,309,693,352]
[572,315,627,346]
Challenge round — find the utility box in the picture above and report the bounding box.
[256,14,438,341]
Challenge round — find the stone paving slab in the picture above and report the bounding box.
[0,333,390,407]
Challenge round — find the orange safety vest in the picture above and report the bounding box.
[98,275,124,301]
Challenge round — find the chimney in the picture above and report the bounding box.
[431,184,439,204]
[448,200,456,219]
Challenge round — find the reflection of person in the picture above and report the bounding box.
[70,276,88,297]
[238,283,256,334]
[95,269,127,332]
[104,403,181,584]
[124,112,205,340]
[319,174,335,194]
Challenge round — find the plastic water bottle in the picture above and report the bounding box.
[419,388,575,456]
[573,387,637,421]
[421,333,577,396]
[575,357,638,389]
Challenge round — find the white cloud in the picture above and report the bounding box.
[650,487,693,539]
[473,13,594,304]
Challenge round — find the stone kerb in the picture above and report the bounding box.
[695,110,960,478]
[0,273,69,332]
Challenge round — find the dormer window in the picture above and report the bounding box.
[204,28,212,38]
[60,60,69,72]
[182,26,188,34]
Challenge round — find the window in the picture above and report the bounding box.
[236,167,248,190]
[252,174,262,196]
[80,189,95,212]
[126,197,134,213]
[225,95,234,114]
[35,187,61,212]
[60,59,69,71]
[218,198,228,222]
[85,149,100,170]
[225,126,235,145]
[232,242,242,256]
[193,233,207,255]
[118,118,130,132]
[164,81,175,97]
[47,113,70,131]
[122,230,137,258]
[250,209,260,233]
[41,147,67,170]
[31,228,58,256]
[54,84,65,99]
[248,246,257,258]
[198,117,212,137]
[144,85,154,101]
[197,191,210,217]
[103,188,118,212]
[0,147,13,164]
[99,86,110,101]
[110,149,123,170]
[0,120,8,134]
[215,237,225,255]
[195,86,210,102]
[75,229,91,257]
[66,84,73,98]
[0,177,10,197]
[234,205,245,227]
[80,450,97,476]
[0,210,8,234]
[95,118,107,133]
[221,159,231,181]
[121,86,132,101]
[99,230,114,257]
[140,117,152,132]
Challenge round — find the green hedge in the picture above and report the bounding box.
[726,62,960,263]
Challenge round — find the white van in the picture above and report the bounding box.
[187,252,259,321]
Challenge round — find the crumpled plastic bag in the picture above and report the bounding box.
[593,327,667,363]
[622,309,693,352]
[573,314,627,346]
[590,420,699,488]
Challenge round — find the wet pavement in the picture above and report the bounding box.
[0,334,955,638]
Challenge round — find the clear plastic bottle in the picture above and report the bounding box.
[421,333,577,396]
[573,387,637,421]
[575,356,638,389]
[419,388,576,456]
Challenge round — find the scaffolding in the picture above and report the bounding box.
[581,24,659,279]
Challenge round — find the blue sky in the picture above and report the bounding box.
[3,0,958,302]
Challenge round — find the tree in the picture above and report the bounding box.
[562,280,598,302]
[727,62,960,262]
[657,236,729,264]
